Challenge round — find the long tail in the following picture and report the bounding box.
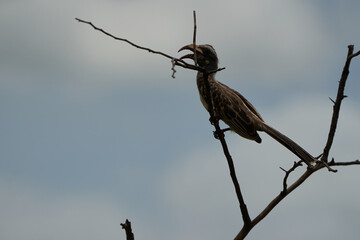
[260,123,315,166]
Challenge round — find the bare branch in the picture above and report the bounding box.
[348,50,360,59]
[75,18,203,73]
[317,159,338,172]
[189,11,250,225]
[235,158,360,240]
[329,159,360,166]
[280,161,303,194]
[329,97,336,104]
[75,18,173,59]
[235,45,360,239]
[120,219,135,240]
[321,45,357,162]
[193,10,198,66]
[187,12,249,225]
[201,71,251,227]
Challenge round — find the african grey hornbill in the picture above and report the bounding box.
[178,44,316,166]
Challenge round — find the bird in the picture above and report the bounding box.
[178,44,316,166]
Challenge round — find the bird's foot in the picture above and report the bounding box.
[209,116,219,125]
[213,128,231,139]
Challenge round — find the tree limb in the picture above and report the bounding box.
[321,45,357,162]
[190,11,251,226]
[235,45,360,240]
[120,219,135,240]
[75,18,202,73]
[280,161,303,194]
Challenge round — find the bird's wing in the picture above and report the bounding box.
[218,81,264,121]
[215,81,262,141]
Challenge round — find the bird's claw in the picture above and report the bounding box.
[213,128,231,139]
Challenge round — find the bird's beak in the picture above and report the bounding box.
[178,44,203,60]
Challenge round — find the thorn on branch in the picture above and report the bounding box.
[329,97,335,104]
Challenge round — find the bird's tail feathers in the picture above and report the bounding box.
[261,123,315,166]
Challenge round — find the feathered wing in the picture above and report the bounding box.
[215,81,263,142]
[197,75,315,165]
[217,81,315,165]
[218,81,264,120]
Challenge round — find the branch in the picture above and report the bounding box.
[75,18,203,73]
[328,158,360,166]
[235,45,360,239]
[75,17,227,76]
[189,10,251,227]
[321,45,357,162]
[279,161,303,194]
[120,219,135,240]
[193,10,198,67]
[235,158,360,240]
[203,72,251,227]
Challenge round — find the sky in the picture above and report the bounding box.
[1,0,360,239]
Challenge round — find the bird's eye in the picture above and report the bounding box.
[205,60,210,64]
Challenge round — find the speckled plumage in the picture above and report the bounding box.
[197,72,263,143]
[179,44,316,165]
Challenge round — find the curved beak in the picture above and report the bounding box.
[178,44,203,60]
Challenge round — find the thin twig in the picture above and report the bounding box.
[189,12,251,227]
[329,97,335,104]
[75,18,203,73]
[235,158,360,240]
[329,159,360,166]
[280,161,303,194]
[193,11,198,66]
[317,159,337,172]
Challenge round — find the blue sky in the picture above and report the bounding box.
[1,1,360,239]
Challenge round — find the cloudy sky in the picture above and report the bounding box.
[1,0,360,239]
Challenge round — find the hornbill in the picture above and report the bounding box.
[179,44,316,166]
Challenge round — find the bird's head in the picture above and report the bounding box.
[178,44,218,72]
